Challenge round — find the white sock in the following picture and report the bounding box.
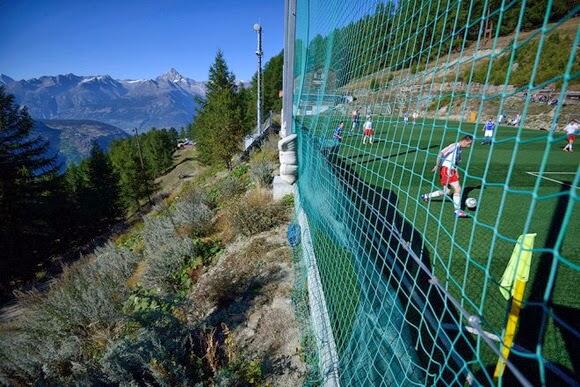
[453,193,461,210]
[428,190,444,198]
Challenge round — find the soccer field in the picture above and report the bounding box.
[299,115,579,380]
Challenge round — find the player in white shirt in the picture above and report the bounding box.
[421,135,473,218]
[412,111,419,123]
[562,119,578,152]
[362,115,374,144]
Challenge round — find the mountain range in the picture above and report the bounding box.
[0,69,206,132]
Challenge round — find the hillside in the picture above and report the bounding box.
[34,119,129,167]
[0,139,313,385]
[337,17,579,129]
[1,69,205,131]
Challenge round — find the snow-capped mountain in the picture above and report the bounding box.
[0,69,206,132]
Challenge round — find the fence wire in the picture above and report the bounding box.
[291,0,579,385]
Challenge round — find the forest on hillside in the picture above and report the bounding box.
[0,90,179,296]
[298,0,576,88]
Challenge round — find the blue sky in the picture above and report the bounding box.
[0,0,284,81]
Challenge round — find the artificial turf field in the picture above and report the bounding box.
[298,115,579,381]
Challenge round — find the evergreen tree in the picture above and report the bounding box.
[0,87,61,280]
[192,50,244,169]
[109,138,155,211]
[241,51,283,134]
[262,50,284,113]
[84,142,122,225]
[238,83,256,135]
[206,49,237,97]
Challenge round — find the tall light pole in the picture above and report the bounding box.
[253,23,263,136]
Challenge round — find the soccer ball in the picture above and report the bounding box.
[465,197,477,209]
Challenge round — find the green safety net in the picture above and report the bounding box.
[291,0,579,385]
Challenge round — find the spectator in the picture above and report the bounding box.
[497,113,505,125]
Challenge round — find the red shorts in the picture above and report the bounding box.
[568,134,576,142]
[440,166,459,186]
[364,128,374,136]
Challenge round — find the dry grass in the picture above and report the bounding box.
[126,260,147,289]
[224,188,291,237]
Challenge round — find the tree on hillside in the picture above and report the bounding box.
[142,129,176,176]
[0,87,62,279]
[109,138,155,211]
[238,84,256,136]
[64,143,122,236]
[85,142,122,225]
[262,51,283,113]
[206,49,237,97]
[242,51,284,134]
[192,50,244,169]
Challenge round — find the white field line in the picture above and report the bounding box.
[525,171,576,186]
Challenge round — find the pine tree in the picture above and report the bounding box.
[109,138,155,211]
[206,49,237,97]
[0,87,61,280]
[238,83,256,135]
[85,142,122,225]
[192,50,244,169]
[262,51,283,113]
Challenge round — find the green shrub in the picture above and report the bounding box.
[231,164,249,178]
[99,313,200,385]
[218,358,263,385]
[429,95,453,111]
[249,158,274,186]
[216,175,249,202]
[279,194,295,207]
[171,196,213,237]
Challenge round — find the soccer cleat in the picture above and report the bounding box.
[421,194,429,202]
[455,210,469,218]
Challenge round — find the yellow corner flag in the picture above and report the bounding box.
[499,233,537,300]
[494,233,537,380]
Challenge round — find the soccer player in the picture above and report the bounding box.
[362,115,374,144]
[412,111,419,123]
[562,119,578,152]
[403,112,409,123]
[421,135,473,218]
[351,108,360,132]
[481,118,495,145]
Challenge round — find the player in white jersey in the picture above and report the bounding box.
[412,111,419,123]
[421,135,473,218]
[562,119,578,152]
[362,115,374,144]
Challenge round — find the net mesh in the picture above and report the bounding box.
[291,0,579,385]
